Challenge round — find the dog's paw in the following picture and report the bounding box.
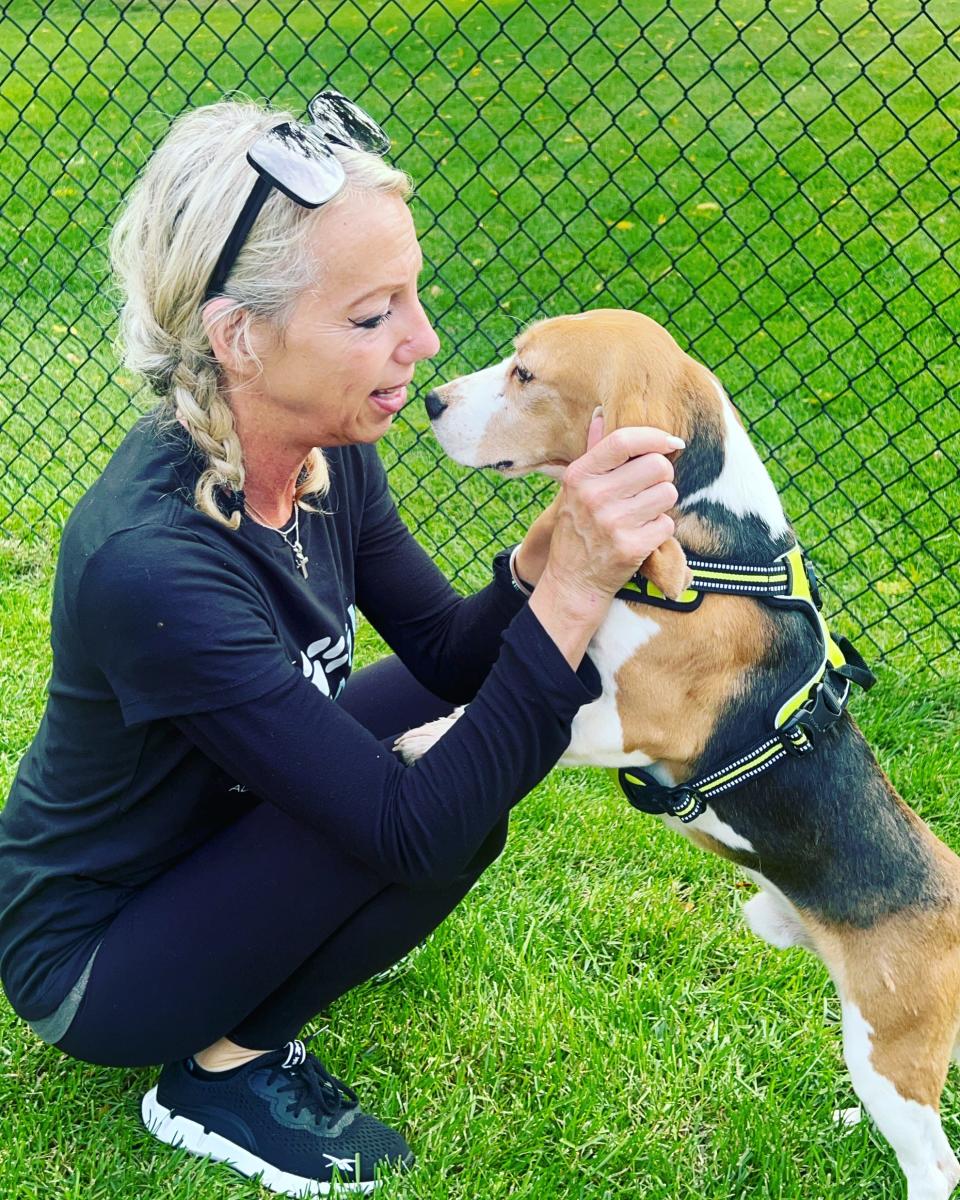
[393,706,467,764]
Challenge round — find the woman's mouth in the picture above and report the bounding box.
[369,383,409,415]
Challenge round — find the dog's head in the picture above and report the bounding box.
[425,309,724,474]
[426,309,728,598]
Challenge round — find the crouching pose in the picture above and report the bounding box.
[0,94,679,1195]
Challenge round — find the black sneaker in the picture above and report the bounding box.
[141,1039,413,1195]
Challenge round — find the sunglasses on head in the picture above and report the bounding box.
[202,90,391,306]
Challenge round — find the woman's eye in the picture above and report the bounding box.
[513,363,533,383]
[350,310,392,330]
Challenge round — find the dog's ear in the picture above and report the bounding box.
[637,539,693,602]
[598,368,695,602]
[598,350,732,601]
[599,354,711,447]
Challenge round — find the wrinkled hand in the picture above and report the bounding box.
[542,415,680,608]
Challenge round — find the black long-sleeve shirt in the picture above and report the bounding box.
[0,413,600,1023]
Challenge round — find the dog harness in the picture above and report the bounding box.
[616,545,875,824]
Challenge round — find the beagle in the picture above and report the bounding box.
[409,309,960,1200]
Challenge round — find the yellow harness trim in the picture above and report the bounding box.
[616,577,700,605]
[771,546,848,728]
[614,543,874,822]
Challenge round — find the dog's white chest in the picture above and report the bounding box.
[560,599,661,767]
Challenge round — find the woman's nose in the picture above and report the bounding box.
[419,322,441,360]
[396,303,440,363]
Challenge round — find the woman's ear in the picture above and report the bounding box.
[201,298,253,377]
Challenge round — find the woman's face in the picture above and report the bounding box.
[233,192,441,450]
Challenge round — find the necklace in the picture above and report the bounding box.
[245,499,310,578]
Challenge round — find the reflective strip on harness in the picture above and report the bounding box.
[616,542,873,822]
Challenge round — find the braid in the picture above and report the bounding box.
[172,354,245,529]
[295,449,330,511]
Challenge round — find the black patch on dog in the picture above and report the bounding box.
[691,614,940,925]
[707,717,940,925]
[684,500,795,563]
[673,418,724,500]
[673,413,793,562]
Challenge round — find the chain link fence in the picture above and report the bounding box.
[1,0,958,672]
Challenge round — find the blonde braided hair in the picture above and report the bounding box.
[111,98,411,528]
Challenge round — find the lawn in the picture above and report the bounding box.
[1,1,959,1197]
[2,535,960,1200]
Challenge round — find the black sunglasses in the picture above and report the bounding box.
[202,91,391,305]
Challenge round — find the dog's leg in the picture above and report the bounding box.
[827,934,960,1200]
[840,998,959,1200]
[741,884,812,951]
[750,893,960,1200]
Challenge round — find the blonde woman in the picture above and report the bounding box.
[0,93,679,1194]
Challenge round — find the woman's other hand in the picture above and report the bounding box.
[512,495,561,589]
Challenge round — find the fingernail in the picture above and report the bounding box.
[667,436,686,449]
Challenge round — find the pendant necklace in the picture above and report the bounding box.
[245,499,309,579]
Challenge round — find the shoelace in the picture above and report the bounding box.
[267,1037,360,1121]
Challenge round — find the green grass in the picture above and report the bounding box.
[1,0,959,669]
[2,537,960,1199]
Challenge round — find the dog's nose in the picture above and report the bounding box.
[424,390,447,421]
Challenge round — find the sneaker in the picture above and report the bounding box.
[141,1039,413,1195]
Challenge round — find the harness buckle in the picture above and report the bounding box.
[804,557,824,611]
[618,771,706,824]
[784,672,848,747]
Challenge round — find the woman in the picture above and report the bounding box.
[0,93,680,1194]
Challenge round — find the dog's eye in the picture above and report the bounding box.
[513,363,534,384]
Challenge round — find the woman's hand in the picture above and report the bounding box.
[514,418,680,590]
[547,413,680,601]
[527,415,681,668]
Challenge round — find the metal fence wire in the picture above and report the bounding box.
[1,0,958,673]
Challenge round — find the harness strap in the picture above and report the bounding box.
[615,543,875,822]
[615,555,793,608]
[620,723,813,824]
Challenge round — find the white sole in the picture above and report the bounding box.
[141,1086,377,1196]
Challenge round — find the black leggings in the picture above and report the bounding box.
[56,657,505,1069]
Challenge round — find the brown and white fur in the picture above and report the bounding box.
[405,310,960,1200]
